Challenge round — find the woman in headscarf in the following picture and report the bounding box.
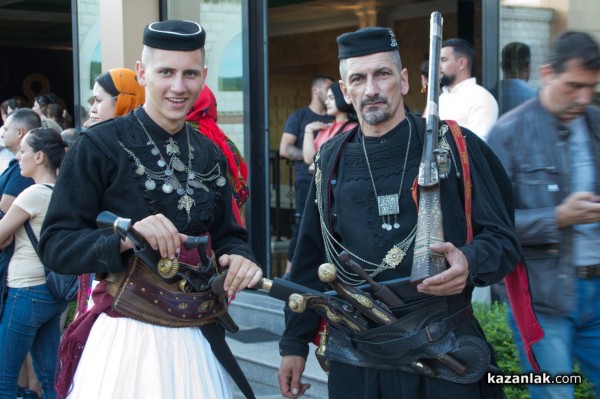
[186,85,249,226]
[83,68,145,128]
[77,68,145,317]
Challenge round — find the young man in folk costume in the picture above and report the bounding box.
[39,20,262,398]
[278,27,530,399]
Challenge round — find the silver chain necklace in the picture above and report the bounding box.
[119,111,226,220]
[361,118,412,230]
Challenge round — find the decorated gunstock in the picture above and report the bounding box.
[410,12,448,285]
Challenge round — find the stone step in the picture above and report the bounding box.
[226,291,328,399]
[228,290,285,336]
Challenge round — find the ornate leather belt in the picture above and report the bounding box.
[109,256,227,328]
[577,265,600,279]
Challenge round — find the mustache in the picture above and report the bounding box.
[361,96,388,108]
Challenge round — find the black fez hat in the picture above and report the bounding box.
[330,82,354,114]
[337,27,398,59]
[143,20,206,51]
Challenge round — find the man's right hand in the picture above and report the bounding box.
[278,355,311,398]
[120,214,184,260]
[556,192,600,228]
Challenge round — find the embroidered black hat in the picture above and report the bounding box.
[143,20,206,51]
[337,27,398,59]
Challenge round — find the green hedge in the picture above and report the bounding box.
[473,301,595,399]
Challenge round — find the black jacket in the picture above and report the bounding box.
[280,114,521,359]
[39,108,255,276]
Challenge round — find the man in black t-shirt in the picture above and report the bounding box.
[278,76,334,276]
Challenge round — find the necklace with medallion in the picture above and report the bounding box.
[314,118,418,284]
[361,117,412,230]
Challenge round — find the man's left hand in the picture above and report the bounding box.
[416,242,469,296]
[219,254,263,296]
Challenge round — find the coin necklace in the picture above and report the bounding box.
[123,111,227,219]
[361,117,412,230]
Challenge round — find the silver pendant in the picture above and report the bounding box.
[173,159,185,172]
[188,172,196,180]
[386,224,393,231]
[216,176,227,187]
[186,187,194,195]
[377,194,399,216]
[145,179,156,191]
[178,194,195,213]
[393,222,400,229]
[165,168,173,176]
[162,182,173,194]
[135,165,145,175]
[177,187,185,195]
[151,148,159,156]
[382,222,389,229]
[166,138,180,156]
[158,159,166,168]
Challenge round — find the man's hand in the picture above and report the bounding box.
[416,242,469,296]
[556,192,600,228]
[218,254,263,296]
[278,355,311,398]
[123,214,183,259]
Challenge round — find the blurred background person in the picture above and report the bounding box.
[83,68,145,128]
[32,94,62,134]
[501,41,537,114]
[186,85,249,226]
[1,98,21,124]
[279,76,334,277]
[439,38,499,141]
[419,60,429,116]
[488,31,600,399]
[0,127,68,399]
[46,103,73,131]
[0,98,21,173]
[61,128,80,148]
[302,82,357,171]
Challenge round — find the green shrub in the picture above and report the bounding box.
[473,301,595,399]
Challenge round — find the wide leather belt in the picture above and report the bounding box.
[351,305,473,354]
[577,265,600,279]
[110,256,227,328]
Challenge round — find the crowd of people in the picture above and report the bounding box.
[0,16,598,399]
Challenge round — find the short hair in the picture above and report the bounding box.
[311,75,335,89]
[339,50,402,81]
[547,31,600,73]
[61,128,80,148]
[1,98,21,115]
[502,42,531,73]
[10,108,41,132]
[442,38,475,72]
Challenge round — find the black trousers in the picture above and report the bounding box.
[327,361,505,399]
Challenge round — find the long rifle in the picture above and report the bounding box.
[410,12,448,285]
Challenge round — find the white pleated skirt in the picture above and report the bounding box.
[67,313,233,399]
